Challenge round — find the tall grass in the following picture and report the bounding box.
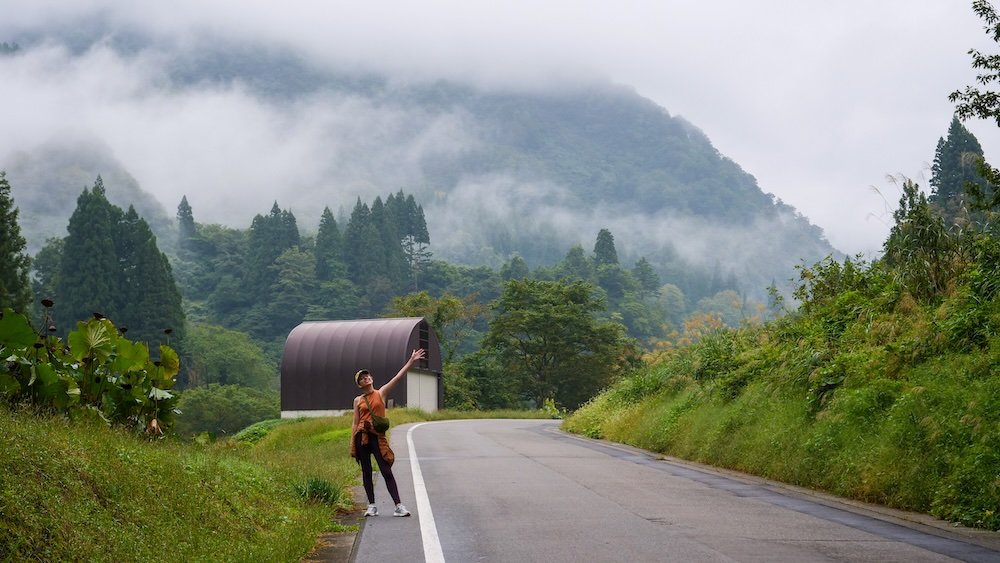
[567,242,1000,531]
[564,336,1000,530]
[0,405,556,561]
[0,407,335,561]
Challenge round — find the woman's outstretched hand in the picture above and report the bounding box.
[410,348,427,363]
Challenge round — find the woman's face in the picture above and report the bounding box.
[357,372,373,387]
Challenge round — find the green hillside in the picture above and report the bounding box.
[565,179,1000,530]
[0,409,353,561]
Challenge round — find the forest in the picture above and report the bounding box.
[0,97,994,440]
[1,155,763,436]
[0,2,996,450]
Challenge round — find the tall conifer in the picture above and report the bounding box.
[343,199,383,286]
[177,195,196,250]
[247,202,300,297]
[0,171,31,312]
[557,245,594,282]
[632,257,661,295]
[315,206,345,281]
[929,116,988,226]
[593,228,619,266]
[371,196,407,285]
[55,177,120,331]
[117,205,186,347]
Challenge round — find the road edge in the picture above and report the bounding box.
[551,425,1000,553]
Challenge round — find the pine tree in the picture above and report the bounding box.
[117,205,186,347]
[315,206,345,281]
[631,257,661,295]
[267,246,317,335]
[593,228,619,266]
[398,193,432,291]
[0,172,31,312]
[115,206,143,325]
[385,191,407,233]
[557,245,594,282]
[177,195,196,250]
[929,116,988,226]
[246,202,300,297]
[55,177,121,331]
[409,196,430,245]
[343,199,384,286]
[371,196,407,284]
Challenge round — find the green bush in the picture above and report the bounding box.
[0,408,334,561]
[0,310,180,433]
[174,384,278,437]
[294,476,345,505]
[234,418,287,444]
[565,243,1000,530]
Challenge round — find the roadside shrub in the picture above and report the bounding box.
[234,418,287,444]
[932,444,1000,529]
[691,329,740,382]
[294,476,345,506]
[175,384,278,437]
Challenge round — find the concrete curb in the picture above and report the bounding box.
[301,488,366,563]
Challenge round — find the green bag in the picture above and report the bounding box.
[363,393,390,434]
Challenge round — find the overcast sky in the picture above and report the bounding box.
[2,0,998,257]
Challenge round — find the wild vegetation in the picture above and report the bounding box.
[2,5,1000,561]
[0,405,555,561]
[0,408,352,561]
[0,308,181,434]
[566,127,1000,532]
[567,5,1000,530]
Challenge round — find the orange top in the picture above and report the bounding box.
[358,391,385,424]
[352,391,394,465]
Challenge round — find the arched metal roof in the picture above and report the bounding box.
[280,317,442,412]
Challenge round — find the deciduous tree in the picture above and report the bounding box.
[387,290,487,363]
[949,0,1000,212]
[929,117,988,226]
[183,323,277,389]
[482,278,635,409]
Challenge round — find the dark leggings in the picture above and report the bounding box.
[355,431,400,505]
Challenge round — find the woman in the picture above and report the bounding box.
[351,347,426,517]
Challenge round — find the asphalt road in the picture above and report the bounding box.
[352,419,1000,563]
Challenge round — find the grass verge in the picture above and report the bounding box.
[0,406,554,561]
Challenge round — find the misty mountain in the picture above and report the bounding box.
[2,25,838,298]
[6,138,174,256]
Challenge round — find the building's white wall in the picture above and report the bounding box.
[406,370,439,412]
[280,409,351,418]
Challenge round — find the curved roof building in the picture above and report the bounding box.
[280,317,442,417]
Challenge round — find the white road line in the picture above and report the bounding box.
[407,423,446,563]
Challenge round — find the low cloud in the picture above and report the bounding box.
[0,41,480,228]
[4,0,997,259]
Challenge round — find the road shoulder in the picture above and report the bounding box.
[552,426,1000,553]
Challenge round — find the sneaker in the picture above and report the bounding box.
[364,504,378,517]
[393,504,411,517]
